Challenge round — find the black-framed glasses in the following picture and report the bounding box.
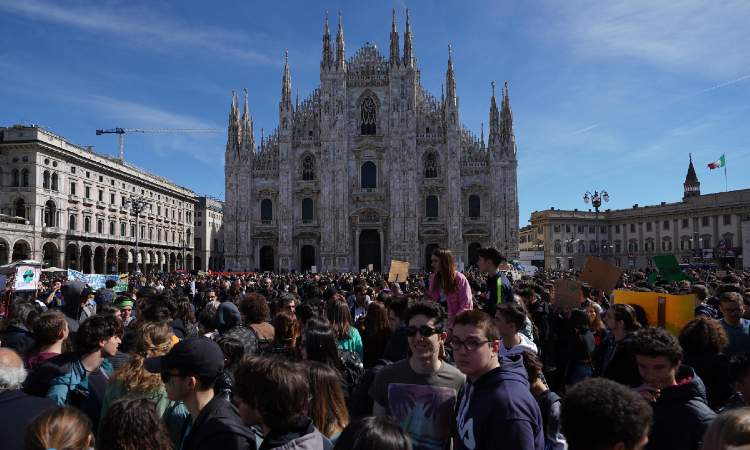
[160,371,184,383]
[447,337,490,352]
[405,325,443,338]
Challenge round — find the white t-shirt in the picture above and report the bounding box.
[499,333,538,357]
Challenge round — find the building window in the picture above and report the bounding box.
[682,218,689,228]
[21,169,29,187]
[131,224,135,237]
[681,238,690,251]
[85,217,91,232]
[361,161,377,189]
[195,238,201,251]
[98,190,103,202]
[663,220,670,230]
[701,235,711,249]
[722,234,733,248]
[85,186,91,199]
[426,195,439,219]
[301,154,315,180]
[70,182,76,196]
[51,173,59,191]
[566,225,571,233]
[149,228,153,240]
[577,225,584,233]
[71,166,76,174]
[121,223,126,236]
[566,242,573,254]
[69,214,77,231]
[646,222,652,232]
[12,169,19,187]
[468,195,480,218]
[554,240,562,254]
[615,240,622,253]
[589,225,595,233]
[589,240,597,253]
[554,225,560,233]
[43,200,56,227]
[97,219,103,234]
[577,241,586,254]
[158,228,162,241]
[109,222,115,235]
[702,216,709,227]
[628,239,638,252]
[260,199,273,222]
[110,193,115,204]
[424,152,439,178]
[43,171,50,189]
[724,214,732,225]
[630,223,636,233]
[615,224,620,234]
[360,96,377,135]
[301,198,314,222]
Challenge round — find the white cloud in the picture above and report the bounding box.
[547,0,750,79]
[0,0,276,65]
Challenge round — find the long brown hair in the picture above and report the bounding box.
[97,397,173,450]
[701,408,750,450]
[24,406,93,450]
[326,300,353,341]
[306,361,350,438]
[362,302,392,365]
[432,248,457,294]
[110,322,173,393]
[273,311,300,348]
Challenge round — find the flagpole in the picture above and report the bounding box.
[725,164,728,192]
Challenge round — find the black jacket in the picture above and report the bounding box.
[600,333,641,388]
[647,366,716,450]
[182,395,256,450]
[482,271,514,316]
[0,389,56,450]
[0,325,35,356]
[683,352,732,411]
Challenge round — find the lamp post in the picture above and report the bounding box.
[583,190,609,257]
[124,195,149,273]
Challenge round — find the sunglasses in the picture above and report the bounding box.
[405,325,444,338]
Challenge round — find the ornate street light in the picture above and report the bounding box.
[583,190,609,257]
[123,195,149,273]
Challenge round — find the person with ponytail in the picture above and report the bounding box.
[100,321,189,446]
[426,248,473,332]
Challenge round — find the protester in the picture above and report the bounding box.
[631,326,716,450]
[701,408,750,450]
[114,296,135,327]
[23,406,94,450]
[723,353,750,410]
[495,302,538,357]
[145,337,256,450]
[238,293,275,342]
[477,247,513,316]
[361,301,392,368]
[561,378,652,450]
[234,356,333,450]
[333,416,412,450]
[693,285,720,319]
[427,248,473,331]
[1,301,39,356]
[216,301,258,355]
[521,350,566,450]
[327,300,363,360]
[370,301,465,449]
[306,361,350,443]
[382,295,410,363]
[450,309,544,450]
[0,348,55,450]
[214,335,245,401]
[598,303,642,387]
[564,308,596,387]
[264,310,300,359]
[678,316,733,410]
[719,292,750,357]
[97,397,174,450]
[26,310,68,369]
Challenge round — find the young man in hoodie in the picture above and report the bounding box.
[451,309,544,450]
[234,356,332,450]
[145,337,256,450]
[631,326,716,450]
[494,302,538,357]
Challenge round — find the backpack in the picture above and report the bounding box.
[339,350,364,394]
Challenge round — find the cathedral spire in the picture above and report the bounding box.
[321,12,333,69]
[335,12,345,70]
[389,9,400,66]
[480,122,485,149]
[281,50,292,110]
[488,81,500,149]
[500,82,514,144]
[241,88,254,159]
[446,44,456,106]
[403,8,413,68]
[683,153,701,199]
[225,90,241,160]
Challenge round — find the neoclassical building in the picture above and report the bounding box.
[224,11,519,272]
[194,196,225,271]
[0,126,196,273]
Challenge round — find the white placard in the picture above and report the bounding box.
[14,265,41,291]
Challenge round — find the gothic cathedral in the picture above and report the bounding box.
[224,11,519,272]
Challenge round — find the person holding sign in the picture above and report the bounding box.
[426,248,473,332]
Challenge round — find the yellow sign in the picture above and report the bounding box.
[613,290,696,335]
[388,260,410,282]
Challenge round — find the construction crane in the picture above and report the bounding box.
[95,128,221,161]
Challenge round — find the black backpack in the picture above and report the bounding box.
[339,350,364,393]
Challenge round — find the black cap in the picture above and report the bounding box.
[324,286,338,300]
[144,337,224,379]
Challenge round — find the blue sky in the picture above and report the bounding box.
[1,0,749,226]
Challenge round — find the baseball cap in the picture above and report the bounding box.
[144,337,224,379]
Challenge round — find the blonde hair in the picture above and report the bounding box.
[701,408,750,450]
[111,322,174,393]
[24,406,93,450]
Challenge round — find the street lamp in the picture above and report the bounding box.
[123,195,149,273]
[583,190,609,257]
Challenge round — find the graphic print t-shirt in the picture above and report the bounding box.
[370,359,465,450]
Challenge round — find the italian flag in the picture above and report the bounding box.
[707,154,725,170]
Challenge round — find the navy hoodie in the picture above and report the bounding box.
[455,355,544,450]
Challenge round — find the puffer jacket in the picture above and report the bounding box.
[647,365,716,450]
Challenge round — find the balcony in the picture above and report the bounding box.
[68,195,80,203]
[352,187,385,203]
[82,198,94,207]
[96,201,107,209]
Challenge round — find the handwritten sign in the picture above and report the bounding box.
[388,260,410,282]
[14,265,40,291]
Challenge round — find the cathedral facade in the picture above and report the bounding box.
[224,11,519,273]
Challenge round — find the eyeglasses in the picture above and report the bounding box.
[160,371,184,383]
[405,325,443,338]
[447,337,490,352]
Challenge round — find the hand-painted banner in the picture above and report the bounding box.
[67,269,119,290]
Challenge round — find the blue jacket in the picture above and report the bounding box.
[455,355,544,450]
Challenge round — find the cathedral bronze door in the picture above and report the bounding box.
[358,230,381,273]
[301,245,315,272]
[259,246,274,272]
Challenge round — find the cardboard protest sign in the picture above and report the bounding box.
[14,265,40,291]
[652,255,691,282]
[580,256,622,291]
[553,279,583,310]
[388,260,410,282]
[613,290,696,335]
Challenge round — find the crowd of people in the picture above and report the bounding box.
[1,246,750,450]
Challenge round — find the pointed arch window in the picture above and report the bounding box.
[426,195,439,219]
[424,152,439,178]
[260,199,273,222]
[21,169,29,187]
[554,240,562,254]
[360,97,377,135]
[302,154,315,181]
[468,195,480,218]
[44,200,57,227]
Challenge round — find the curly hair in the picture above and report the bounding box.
[75,314,123,354]
[562,378,652,450]
[239,293,270,324]
[110,322,173,392]
[631,326,684,365]
[679,317,729,356]
[97,397,173,450]
[24,406,92,450]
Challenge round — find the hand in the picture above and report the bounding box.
[635,384,660,402]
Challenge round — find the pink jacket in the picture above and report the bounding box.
[427,271,473,329]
